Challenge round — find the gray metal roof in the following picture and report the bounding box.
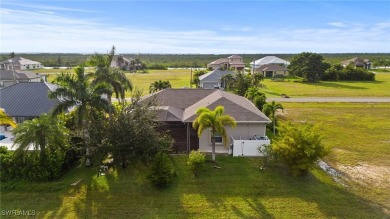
[199,70,235,82]
[0,82,59,117]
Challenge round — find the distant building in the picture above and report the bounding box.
[0,57,43,71]
[0,83,60,123]
[0,69,46,88]
[255,64,288,77]
[341,57,371,69]
[198,69,235,89]
[110,55,134,70]
[250,56,290,68]
[207,55,245,71]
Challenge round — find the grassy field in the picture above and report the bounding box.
[35,69,192,96]
[36,68,390,98]
[280,102,390,210]
[1,156,387,218]
[261,72,390,97]
[127,69,191,95]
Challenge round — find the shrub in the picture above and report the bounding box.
[271,122,329,176]
[187,150,206,177]
[148,152,175,188]
[0,147,65,182]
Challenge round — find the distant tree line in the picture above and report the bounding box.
[1,53,389,68]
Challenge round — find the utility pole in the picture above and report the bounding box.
[190,67,193,88]
[252,58,256,75]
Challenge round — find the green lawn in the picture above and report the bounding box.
[261,73,390,97]
[280,102,390,210]
[127,69,191,95]
[1,156,387,218]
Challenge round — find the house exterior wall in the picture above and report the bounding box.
[201,81,219,89]
[198,123,267,153]
[274,70,288,76]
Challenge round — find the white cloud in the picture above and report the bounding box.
[328,22,347,28]
[1,7,389,53]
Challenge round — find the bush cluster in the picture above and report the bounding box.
[187,150,206,177]
[148,152,176,188]
[322,65,375,81]
[0,146,67,181]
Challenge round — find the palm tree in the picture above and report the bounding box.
[192,106,237,161]
[87,46,133,104]
[149,80,171,93]
[221,74,235,91]
[49,66,112,166]
[12,114,68,164]
[262,101,284,135]
[0,108,16,128]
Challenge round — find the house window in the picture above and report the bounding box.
[210,130,223,145]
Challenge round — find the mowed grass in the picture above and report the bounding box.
[1,156,387,218]
[36,69,192,96]
[261,73,390,97]
[127,69,191,95]
[280,102,390,209]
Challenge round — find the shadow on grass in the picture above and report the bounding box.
[1,156,388,218]
[187,156,388,218]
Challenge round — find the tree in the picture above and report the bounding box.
[106,90,172,168]
[192,69,208,87]
[233,72,251,96]
[9,52,15,58]
[262,101,284,135]
[221,74,235,91]
[288,52,329,82]
[245,87,266,110]
[192,106,237,161]
[251,72,264,87]
[49,66,112,166]
[12,114,69,164]
[0,109,16,128]
[271,122,328,176]
[87,46,133,104]
[149,80,172,93]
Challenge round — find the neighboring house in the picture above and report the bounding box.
[0,82,59,123]
[250,56,290,68]
[0,57,43,71]
[198,69,235,89]
[256,64,289,77]
[110,55,134,70]
[207,55,245,71]
[0,69,46,88]
[143,89,271,156]
[341,57,371,69]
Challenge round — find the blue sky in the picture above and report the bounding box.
[1,0,389,54]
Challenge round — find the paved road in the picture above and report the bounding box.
[114,97,390,103]
[266,97,390,103]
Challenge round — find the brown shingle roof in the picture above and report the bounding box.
[257,64,287,71]
[144,89,271,123]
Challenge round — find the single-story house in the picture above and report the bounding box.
[143,89,271,156]
[207,55,245,71]
[341,57,371,69]
[0,57,43,71]
[0,82,59,123]
[256,64,289,77]
[0,69,45,88]
[198,69,235,89]
[250,56,290,68]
